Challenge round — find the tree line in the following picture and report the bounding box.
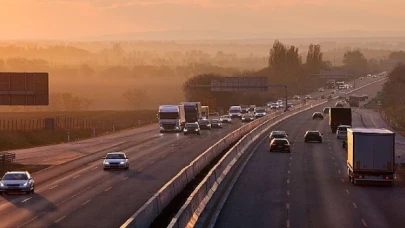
[183,40,402,111]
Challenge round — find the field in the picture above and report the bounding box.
[0,110,157,151]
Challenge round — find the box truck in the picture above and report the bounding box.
[329,108,352,133]
[158,105,186,132]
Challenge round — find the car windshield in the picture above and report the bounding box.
[199,120,209,124]
[271,132,286,137]
[308,131,320,136]
[338,127,349,131]
[106,153,126,159]
[222,116,230,118]
[273,139,288,145]
[229,110,241,113]
[185,123,197,128]
[256,109,266,113]
[3,173,28,180]
[211,119,219,123]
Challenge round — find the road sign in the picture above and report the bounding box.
[210,77,268,92]
[309,70,354,79]
[0,72,49,105]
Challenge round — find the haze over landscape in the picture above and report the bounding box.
[1,0,405,40]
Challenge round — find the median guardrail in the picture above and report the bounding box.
[120,102,314,228]
[167,100,326,228]
[0,152,16,164]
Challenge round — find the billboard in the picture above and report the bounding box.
[0,72,49,105]
[210,77,268,92]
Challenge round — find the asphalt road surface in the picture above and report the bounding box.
[214,79,405,228]
[0,76,382,228]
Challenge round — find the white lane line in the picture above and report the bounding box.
[286,220,290,228]
[137,168,143,172]
[82,199,91,206]
[72,175,80,179]
[161,154,167,158]
[287,190,290,196]
[21,197,32,203]
[338,170,341,174]
[150,160,155,165]
[361,218,368,227]
[49,185,58,190]
[287,179,290,184]
[105,187,112,192]
[335,162,337,166]
[135,148,140,151]
[54,216,66,224]
[341,178,345,183]
[288,170,291,174]
[286,203,290,209]
[91,166,98,171]
[332,157,335,160]
[146,144,150,147]
[346,189,350,195]
[352,202,358,208]
[290,157,292,160]
[122,177,129,181]
[288,162,291,166]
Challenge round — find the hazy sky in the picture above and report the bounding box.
[1,0,405,40]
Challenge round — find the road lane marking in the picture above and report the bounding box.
[123,177,129,181]
[289,157,292,160]
[72,175,80,179]
[286,220,290,228]
[146,144,150,147]
[352,202,358,208]
[105,187,112,192]
[288,162,291,166]
[346,189,350,195]
[135,148,140,151]
[54,216,66,224]
[287,179,290,184]
[361,218,368,227]
[286,203,290,209]
[341,178,345,183]
[287,190,290,196]
[161,154,167,158]
[150,160,155,164]
[91,166,98,170]
[338,170,341,174]
[288,170,290,174]
[21,197,32,203]
[332,157,335,160]
[82,199,91,206]
[49,185,58,190]
[137,168,143,172]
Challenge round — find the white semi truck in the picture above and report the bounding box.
[347,128,396,186]
[158,105,186,133]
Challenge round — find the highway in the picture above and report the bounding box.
[214,79,405,228]
[0,76,381,227]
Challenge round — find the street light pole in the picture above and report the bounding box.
[284,85,288,112]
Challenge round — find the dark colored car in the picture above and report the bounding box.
[269,130,288,142]
[304,130,323,143]
[270,138,291,153]
[198,119,211,130]
[242,113,255,122]
[184,122,200,135]
[335,101,344,107]
[323,107,330,114]
[211,119,222,128]
[312,112,324,120]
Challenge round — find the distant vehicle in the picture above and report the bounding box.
[348,95,361,107]
[198,119,211,130]
[0,171,35,194]
[326,80,335,89]
[304,130,323,143]
[286,103,294,108]
[201,106,209,119]
[305,95,312,100]
[347,128,395,185]
[338,91,346,99]
[211,119,222,128]
[220,115,232,123]
[241,113,255,122]
[158,105,186,133]
[183,122,201,135]
[103,152,129,170]
[269,138,291,153]
[367,74,372,77]
[254,107,267,118]
[329,107,352,133]
[293,95,301,100]
[241,105,249,114]
[336,125,351,139]
[318,88,324,92]
[335,101,344,107]
[248,105,256,112]
[180,102,202,123]
[312,112,324,120]
[269,130,288,142]
[323,107,331,114]
[359,77,364,80]
[229,106,242,119]
[361,94,368,100]
[372,75,377,78]
[269,103,279,109]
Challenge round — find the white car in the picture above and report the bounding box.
[103,152,129,170]
[336,125,351,139]
[220,115,232,123]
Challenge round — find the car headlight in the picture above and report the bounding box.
[120,161,125,164]
[0,183,4,187]
[195,129,198,131]
[184,129,188,131]
[242,118,245,120]
[104,161,109,164]
[23,182,28,187]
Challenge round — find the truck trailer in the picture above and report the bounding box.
[201,106,209,119]
[180,102,202,123]
[347,128,395,186]
[329,107,352,133]
[158,105,186,132]
[348,95,361,107]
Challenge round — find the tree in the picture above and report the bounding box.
[79,64,94,77]
[388,51,405,63]
[381,64,405,126]
[342,50,368,75]
[268,40,287,73]
[123,88,148,110]
[367,58,382,73]
[305,44,323,73]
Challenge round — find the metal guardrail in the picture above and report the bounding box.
[0,152,16,164]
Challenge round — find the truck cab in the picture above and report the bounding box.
[158,105,185,133]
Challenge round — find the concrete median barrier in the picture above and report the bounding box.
[120,101,322,228]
